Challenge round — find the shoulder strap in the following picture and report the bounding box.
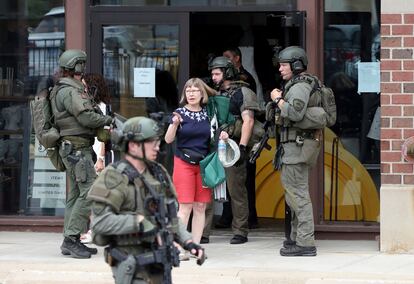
[113,160,139,183]
[284,73,319,97]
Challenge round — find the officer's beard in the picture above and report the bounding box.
[213,80,223,91]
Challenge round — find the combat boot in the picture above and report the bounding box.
[280,244,317,257]
[61,236,91,259]
[282,239,296,249]
[78,240,98,255]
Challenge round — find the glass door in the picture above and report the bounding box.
[322,1,380,225]
[89,12,189,119]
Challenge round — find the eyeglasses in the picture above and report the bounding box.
[186,89,201,94]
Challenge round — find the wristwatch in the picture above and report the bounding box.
[274,97,283,105]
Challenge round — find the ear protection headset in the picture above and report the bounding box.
[291,57,305,73]
[74,61,86,74]
[224,65,237,80]
[126,131,135,140]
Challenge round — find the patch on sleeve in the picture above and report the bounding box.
[292,99,305,112]
[92,202,106,216]
[104,169,125,189]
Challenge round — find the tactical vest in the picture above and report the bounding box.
[218,82,263,147]
[283,73,336,130]
[51,77,96,138]
[88,160,179,247]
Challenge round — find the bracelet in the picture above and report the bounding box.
[97,155,105,161]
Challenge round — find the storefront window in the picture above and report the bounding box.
[323,0,380,222]
[93,0,295,6]
[0,0,65,216]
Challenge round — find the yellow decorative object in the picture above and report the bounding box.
[255,128,380,222]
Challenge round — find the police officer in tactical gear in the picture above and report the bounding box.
[88,117,204,283]
[270,46,320,256]
[207,56,260,244]
[53,49,114,258]
[223,47,259,229]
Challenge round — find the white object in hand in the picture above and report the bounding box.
[218,139,227,163]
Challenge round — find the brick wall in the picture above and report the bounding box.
[381,13,414,185]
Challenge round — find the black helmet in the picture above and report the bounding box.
[59,49,87,74]
[278,46,308,73]
[208,56,237,80]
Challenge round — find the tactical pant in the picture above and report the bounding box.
[281,163,315,247]
[60,145,97,237]
[111,262,164,284]
[202,192,214,238]
[225,160,249,237]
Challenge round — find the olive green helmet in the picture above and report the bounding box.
[278,46,308,73]
[59,49,87,74]
[112,116,162,152]
[208,56,236,80]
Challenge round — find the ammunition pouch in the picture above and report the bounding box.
[280,128,321,166]
[280,128,316,145]
[97,127,111,143]
[114,233,144,246]
[227,118,265,148]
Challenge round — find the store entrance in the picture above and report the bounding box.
[188,11,305,222]
[88,8,307,222]
[189,11,305,107]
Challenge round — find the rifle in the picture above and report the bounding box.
[249,119,273,164]
[102,103,112,165]
[141,163,181,284]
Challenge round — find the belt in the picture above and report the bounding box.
[105,246,179,268]
[280,128,315,144]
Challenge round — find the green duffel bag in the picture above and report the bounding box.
[199,151,226,189]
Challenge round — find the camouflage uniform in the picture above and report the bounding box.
[88,161,192,283]
[87,116,200,284]
[279,80,320,247]
[51,71,112,259]
[219,82,260,242]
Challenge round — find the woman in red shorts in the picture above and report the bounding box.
[165,77,227,244]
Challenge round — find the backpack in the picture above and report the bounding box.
[30,86,60,149]
[285,74,337,129]
[30,85,66,171]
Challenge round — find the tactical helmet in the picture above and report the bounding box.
[59,49,87,74]
[208,56,237,80]
[112,116,162,152]
[278,46,308,72]
[123,116,161,143]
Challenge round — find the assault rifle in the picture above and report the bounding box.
[249,120,272,164]
[142,163,182,283]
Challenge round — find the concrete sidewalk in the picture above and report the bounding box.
[1,231,414,284]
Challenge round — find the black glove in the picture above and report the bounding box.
[183,241,202,253]
[234,144,247,167]
[183,242,206,265]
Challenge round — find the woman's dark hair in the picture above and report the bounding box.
[83,73,111,105]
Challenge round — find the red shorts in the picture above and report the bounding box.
[172,156,212,203]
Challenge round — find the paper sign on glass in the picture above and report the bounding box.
[357,62,380,93]
[134,67,155,98]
